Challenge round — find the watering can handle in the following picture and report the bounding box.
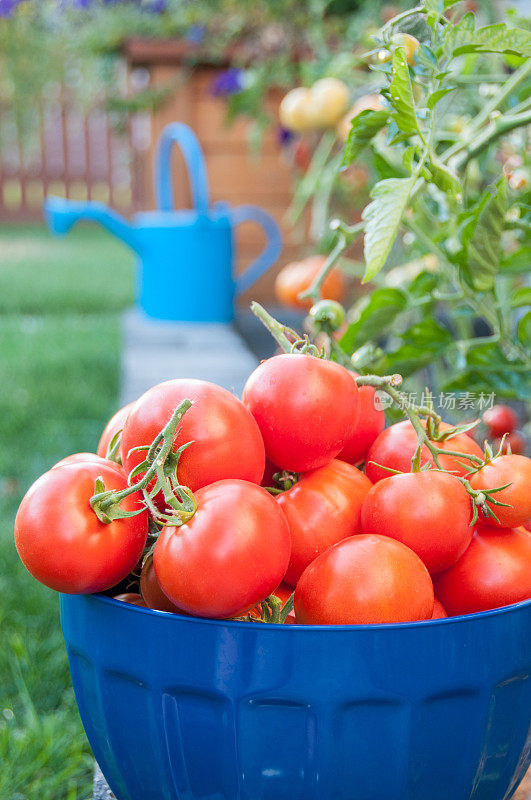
[232,206,283,295]
[155,123,210,214]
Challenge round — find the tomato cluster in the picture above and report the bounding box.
[14,352,531,626]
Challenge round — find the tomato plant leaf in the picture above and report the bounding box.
[512,288,531,308]
[342,109,389,167]
[453,23,531,57]
[517,312,531,346]
[461,176,507,291]
[426,155,462,196]
[375,319,452,377]
[426,86,456,110]
[386,46,419,137]
[442,345,531,399]
[500,246,531,273]
[362,176,416,282]
[340,287,407,352]
[443,12,476,55]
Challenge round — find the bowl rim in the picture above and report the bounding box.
[65,593,531,633]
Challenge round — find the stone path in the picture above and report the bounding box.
[120,309,259,404]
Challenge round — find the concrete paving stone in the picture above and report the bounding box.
[119,309,258,404]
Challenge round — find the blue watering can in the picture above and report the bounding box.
[43,122,282,323]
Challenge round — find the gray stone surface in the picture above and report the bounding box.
[120,309,259,404]
[93,765,115,800]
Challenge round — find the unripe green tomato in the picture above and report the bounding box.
[309,299,346,331]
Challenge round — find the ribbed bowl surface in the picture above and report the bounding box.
[60,593,531,800]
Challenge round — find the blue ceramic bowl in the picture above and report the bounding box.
[60,593,531,800]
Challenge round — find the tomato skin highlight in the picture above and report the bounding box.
[153,479,291,619]
[361,470,473,574]
[243,353,359,472]
[469,454,531,529]
[140,553,183,613]
[52,452,123,471]
[295,534,434,625]
[97,402,134,459]
[338,378,385,466]
[14,463,148,594]
[113,593,146,607]
[434,525,531,615]
[277,459,372,586]
[122,379,265,493]
[365,420,483,483]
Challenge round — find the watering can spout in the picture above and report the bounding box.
[43,197,140,253]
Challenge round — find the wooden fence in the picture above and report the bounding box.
[0,89,145,222]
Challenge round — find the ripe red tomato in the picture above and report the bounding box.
[274,255,345,311]
[154,479,291,619]
[113,593,146,607]
[431,599,448,619]
[469,454,531,528]
[52,452,124,473]
[122,379,265,493]
[435,525,531,615]
[97,402,134,459]
[338,376,385,465]
[361,471,473,574]
[365,420,483,483]
[15,462,148,594]
[295,534,434,625]
[277,459,372,586]
[243,353,359,472]
[483,404,518,438]
[140,553,183,613]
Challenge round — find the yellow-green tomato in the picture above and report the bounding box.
[337,93,383,141]
[279,87,316,133]
[309,77,350,128]
[391,32,419,65]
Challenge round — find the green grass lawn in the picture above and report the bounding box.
[0,223,135,799]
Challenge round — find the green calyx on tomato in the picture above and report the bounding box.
[90,399,196,527]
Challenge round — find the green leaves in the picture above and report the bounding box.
[342,109,389,166]
[426,86,456,110]
[361,176,416,282]
[456,24,531,57]
[426,155,462,196]
[442,344,531,400]
[377,319,453,377]
[460,176,507,291]
[445,15,531,58]
[386,46,419,139]
[512,287,531,308]
[340,288,407,352]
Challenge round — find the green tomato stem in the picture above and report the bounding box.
[90,399,194,524]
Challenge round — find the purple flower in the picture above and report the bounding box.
[0,0,24,18]
[144,0,167,11]
[209,68,244,97]
[278,126,294,146]
[185,24,206,44]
